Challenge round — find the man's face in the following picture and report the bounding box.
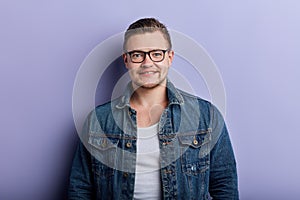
[123,31,174,89]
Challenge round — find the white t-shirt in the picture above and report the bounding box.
[133,123,162,200]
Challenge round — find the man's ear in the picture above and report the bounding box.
[122,53,129,68]
[168,50,175,65]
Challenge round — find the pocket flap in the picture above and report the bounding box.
[178,129,211,148]
[88,134,119,151]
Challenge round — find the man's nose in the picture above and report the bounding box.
[142,53,153,65]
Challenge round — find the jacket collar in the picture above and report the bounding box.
[116,79,184,109]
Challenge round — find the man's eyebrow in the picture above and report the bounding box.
[127,49,167,53]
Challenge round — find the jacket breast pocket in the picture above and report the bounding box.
[88,134,119,178]
[178,129,211,175]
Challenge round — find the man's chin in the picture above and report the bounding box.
[140,83,160,89]
[134,80,166,90]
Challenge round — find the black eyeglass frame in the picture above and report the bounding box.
[125,49,170,63]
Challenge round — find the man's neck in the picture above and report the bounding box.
[130,81,169,127]
[130,82,168,108]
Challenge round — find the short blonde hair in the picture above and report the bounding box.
[123,18,172,51]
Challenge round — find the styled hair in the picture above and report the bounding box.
[123,18,172,51]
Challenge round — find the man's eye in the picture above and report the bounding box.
[132,53,143,58]
[151,52,163,57]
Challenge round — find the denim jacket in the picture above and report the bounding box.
[68,80,239,200]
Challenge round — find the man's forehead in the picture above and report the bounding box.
[125,31,169,51]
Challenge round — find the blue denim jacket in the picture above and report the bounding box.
[68,80,239,200]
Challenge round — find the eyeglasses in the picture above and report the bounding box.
[125,49,169,63]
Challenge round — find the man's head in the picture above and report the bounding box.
[123,18,174,89]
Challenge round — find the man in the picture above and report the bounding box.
[68,18,239,199]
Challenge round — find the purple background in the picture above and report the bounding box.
[1,0,300,199]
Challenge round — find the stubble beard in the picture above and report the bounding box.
[133,75,167,90]
[130,64,169,90]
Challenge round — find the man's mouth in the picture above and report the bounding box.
[139,71,157,75]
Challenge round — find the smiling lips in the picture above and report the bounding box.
[139,71,158,75]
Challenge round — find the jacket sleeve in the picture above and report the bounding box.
[68,115,95,200]
[208,106,239,199]
[68,141,94,200]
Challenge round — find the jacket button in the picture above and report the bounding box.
[193,139,198,145]
[126,142,132,148]
[123,172,128,177]
[191,166,196,171]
